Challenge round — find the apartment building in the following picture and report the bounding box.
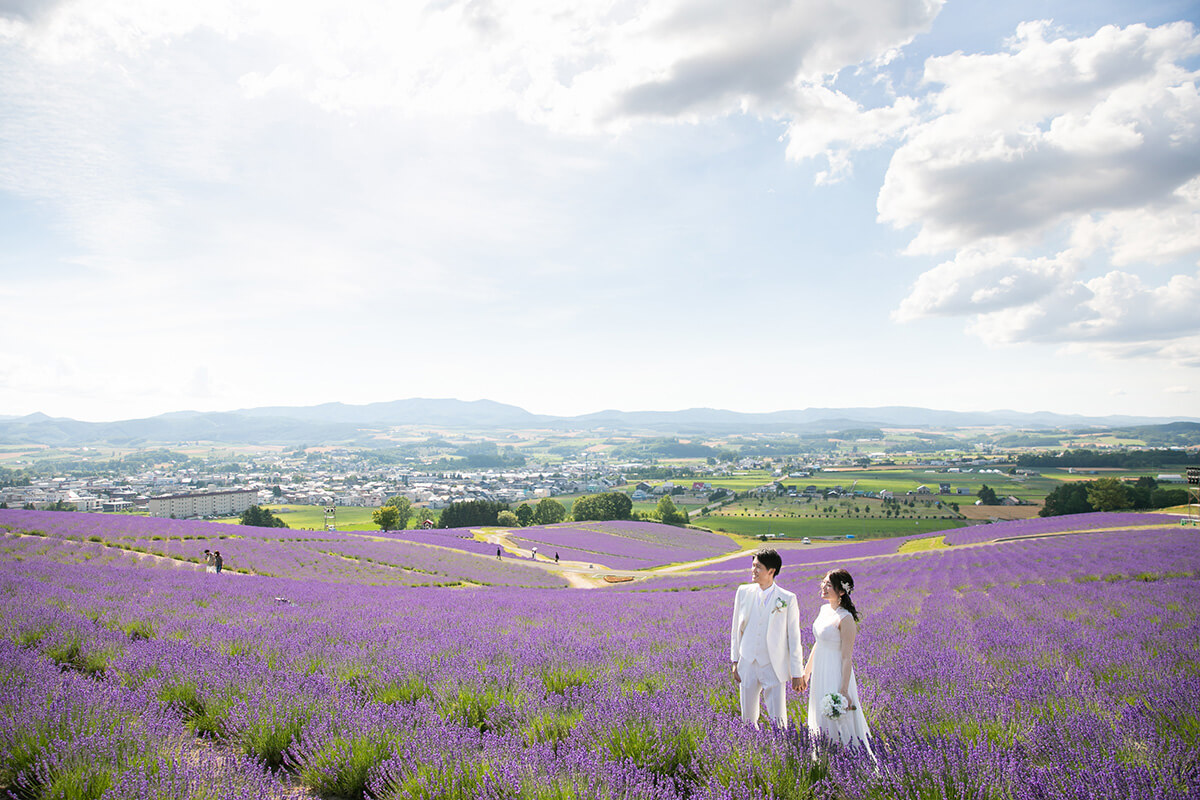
[148,489,256,519]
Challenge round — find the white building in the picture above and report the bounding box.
[148,489,256,519]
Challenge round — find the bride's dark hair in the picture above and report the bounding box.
[827,568,860,621]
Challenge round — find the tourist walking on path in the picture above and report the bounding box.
[214,551,223,574]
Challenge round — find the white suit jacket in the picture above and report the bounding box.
[730,582,804,685]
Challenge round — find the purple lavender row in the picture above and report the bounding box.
[358,526,501,557]
[941,511,1166,545]
[1,509,565,586]
[506,537,659,570]
[511,526,720,566]
[1,520,1196,798]
[572,519,737,551]
[511,521,735,563]
[0,634,285,799]
[301,536,567,587]
[687,535,931,573]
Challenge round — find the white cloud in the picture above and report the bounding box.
[893,249,1080,321]
[0,0,944,212]
[782,87,918,184]
[1165,385,1192,394]
[880,20,1200,254]
[961,269,1200,346]
[888,20,1200,367]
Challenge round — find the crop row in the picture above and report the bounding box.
[0,510,1196,798]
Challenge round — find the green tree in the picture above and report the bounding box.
[571,492,633,522]
[569,495,597,522]
[977,485,999,505]
[496,510,519,527]
[240,505,288,528]
[1127,477,1157,510]
[412,508,436,528]
[384,496,413,528]
[372,505,401,531]
[271,485,283,497]
[1151,487,1188,508]
[514,504,533,527]
[1086,477,1133,512]
[656,495,687,525]
[532,498,567,525]
[439,500,509,528]
[1040,483,1094,517]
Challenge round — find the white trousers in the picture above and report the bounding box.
[738,659,787,728]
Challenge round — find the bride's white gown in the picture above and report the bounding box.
[807,604,872,752]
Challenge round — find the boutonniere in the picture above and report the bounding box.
[772,597,788,614]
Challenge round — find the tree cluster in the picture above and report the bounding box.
[1017,449,1199,469]
[438,500,510,529]
[570,492,633,522]
[1039,476,1189,517]
[240,505,288,528]
[977,485,999,505]
[372,497,415,531]
[654,495,688,525]
[533,499,566,525]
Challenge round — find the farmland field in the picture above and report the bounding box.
[689,513,970,539]
[0,508,1197,800]
[690,493,972,540]
[213,505,382,531]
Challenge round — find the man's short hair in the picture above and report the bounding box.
[755,548,782,576]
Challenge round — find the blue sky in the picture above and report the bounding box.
[2,0,1199,422]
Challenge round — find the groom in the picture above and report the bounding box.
[730,548,804,728]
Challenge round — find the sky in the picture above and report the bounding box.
[2,0,1199,423]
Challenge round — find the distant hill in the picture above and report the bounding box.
[568,406,1179,431]
[232,398,542,427]
[0,399,1196,447]
[1106,421,1200,447]
[0,411,365,447]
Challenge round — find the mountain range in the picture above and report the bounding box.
[1,399,1197,447]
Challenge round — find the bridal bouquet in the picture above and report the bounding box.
[820,692,849,719]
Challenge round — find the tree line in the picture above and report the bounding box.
[1040,476,1190,516]
[368,491,690,531]
[1017,449,1199,469]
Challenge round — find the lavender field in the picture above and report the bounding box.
[0,509,1197,799]
[0,511,565,588]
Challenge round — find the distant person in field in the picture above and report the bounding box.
[799,568,872,754]
[203,549,216,574]
[496,546,502,560]
[214,551,223,574]
[730,548,804,728]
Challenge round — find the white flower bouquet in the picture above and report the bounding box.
[820,691,849,719]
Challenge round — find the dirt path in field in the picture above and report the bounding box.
[180,737,319,800]
[8,519,1180,595]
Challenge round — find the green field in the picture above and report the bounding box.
[213,504,382,531]
[643,467,1058,502]
[689,514,970,540]
[531,493,703,517]
[713,494,966,518]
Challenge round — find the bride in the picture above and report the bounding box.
[800,568,872,753]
